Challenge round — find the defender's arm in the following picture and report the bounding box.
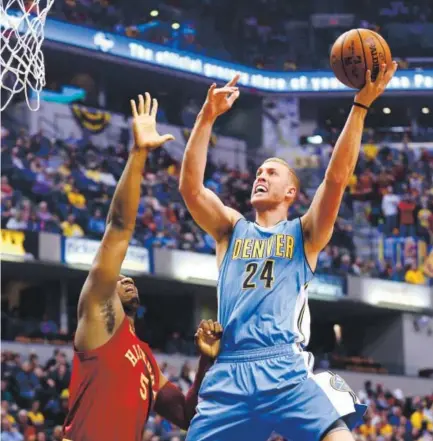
[301,63,397,268]
[75,94,173,351]
[154,355,214,430]
[179,77,241,241]
[153,320,222,430]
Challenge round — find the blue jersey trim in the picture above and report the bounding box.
[217,217,245,271]
[298,217,315,276]
[217,217,244,323]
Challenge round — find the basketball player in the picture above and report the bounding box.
[179,62,398,441]
[63,93,223,441]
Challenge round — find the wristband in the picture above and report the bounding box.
[353,102,370,111]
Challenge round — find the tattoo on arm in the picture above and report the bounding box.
[101,299,116,334]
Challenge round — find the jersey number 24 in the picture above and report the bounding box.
[243,259,275,289]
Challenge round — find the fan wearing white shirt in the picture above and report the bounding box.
[381,186,400,236]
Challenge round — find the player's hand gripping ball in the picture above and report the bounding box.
[355,61,398,108]
[330,29,393,89]
[130,92,174,150]
[195,320,223,359]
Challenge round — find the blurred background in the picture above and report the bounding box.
[1,0,433,440]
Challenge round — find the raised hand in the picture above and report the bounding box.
[355,61,398,107]
[201,74,241,121]
[195,319,223,359]
[130,93,174,150]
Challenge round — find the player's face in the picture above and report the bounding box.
[251,161,296,211]
[116,275,140,317]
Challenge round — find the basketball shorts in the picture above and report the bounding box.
[186,343,366,441]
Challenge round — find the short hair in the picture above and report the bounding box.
[262,157,300,193]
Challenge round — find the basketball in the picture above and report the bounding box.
[330,29,392,89]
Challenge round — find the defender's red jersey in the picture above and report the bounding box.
[63,317,159,441]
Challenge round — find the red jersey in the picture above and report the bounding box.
[63,317,159,441]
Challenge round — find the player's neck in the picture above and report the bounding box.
[255,208,287,228]
[127,316,135,329]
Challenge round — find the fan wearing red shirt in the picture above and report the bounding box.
[63,93,222,441]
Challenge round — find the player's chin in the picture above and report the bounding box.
[251,193,271,210]
[122,296,140,317]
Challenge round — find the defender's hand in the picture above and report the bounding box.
[355,61,398,108]
[130,93,174,150]
[201,75,240,121]
[195,320,223,359]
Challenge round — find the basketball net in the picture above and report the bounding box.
[0,0,54,111]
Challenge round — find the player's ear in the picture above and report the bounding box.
[286,186,296,198]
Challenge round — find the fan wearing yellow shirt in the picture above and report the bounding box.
[411,403,433,433]
[405,261,426,285]
[27,400,45,428]
[358,420,376,438]
[348,174,358,195]
[67,186,86,209]
[61,214,84,238]
[379,420,393,437]
[1,402,16,425]
[363,138,379,161]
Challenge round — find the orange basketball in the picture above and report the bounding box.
[330,29,392,89]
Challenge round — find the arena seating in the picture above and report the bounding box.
[47,0,433,69]
[1,349,432,441]
[1,123,432,285]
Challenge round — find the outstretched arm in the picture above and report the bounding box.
[75,94,174,351]
[301,62,398,268]
[179,76,241,241]
[153,320,222,430]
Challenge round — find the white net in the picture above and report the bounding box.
[0,0,54,111]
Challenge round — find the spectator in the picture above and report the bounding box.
[382,186,400,236]
[418,197,433,244]
[398,195,417,237]
[36,202,52,222]
[11,147,25,170]
[16,409,36,440]
[165,331,184,354]
[51,426,63,441]
[15,361,40,408]
[363,137,379,162]
[1,176,13,197]
[66,186,86,210]
[49,364,70,395]
[404,262,426,285]
[6,211,28,231]
[1,401,16,424]
[39,314,59,338]
[391,262,406,282]
[1,416,24,441]
[27,400,44,430]
[87,208,105,237]
[1,380,14,403]
[61,214,84,237]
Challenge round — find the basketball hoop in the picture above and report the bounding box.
[0,0,54,111]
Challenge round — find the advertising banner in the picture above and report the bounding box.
[63,237,151,274]
[0,229,38,261]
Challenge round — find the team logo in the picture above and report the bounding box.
[329,373,351,393]
[329,372,358,405]
[93,32,115,53]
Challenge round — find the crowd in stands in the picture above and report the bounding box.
[45,0,433,69]
[315,134,433,285]
[1,123,432,285]
[1,348,432,441]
